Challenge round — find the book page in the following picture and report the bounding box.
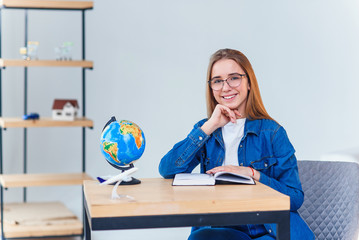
[172,173,215,186]
[214,172,255,184]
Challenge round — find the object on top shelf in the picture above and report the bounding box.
[27,41,39,60]
[19,47,27,60]
[52,99,79,121]
[22,113,40,120]
[55,42,73,61]
[19,41,39,60]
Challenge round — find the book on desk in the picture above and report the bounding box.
[172,172,255,186]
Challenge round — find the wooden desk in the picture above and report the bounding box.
[83,179,290,240]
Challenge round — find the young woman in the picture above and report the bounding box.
[159,49,314,240]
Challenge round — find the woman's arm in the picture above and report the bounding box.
[159,120,209,178]
[159,105,241,179]
[259,155,304,211]
[259,126,304,211]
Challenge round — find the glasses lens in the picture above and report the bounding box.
[227,76,242,88]
[209,80,222,90]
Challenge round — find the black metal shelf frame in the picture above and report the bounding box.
[0,5,92,240]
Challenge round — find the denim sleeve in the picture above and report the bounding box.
[259,126,304,211]
[159,121,210,179]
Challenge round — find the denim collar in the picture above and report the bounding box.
[213,119,260,147]
[244,119,260,137]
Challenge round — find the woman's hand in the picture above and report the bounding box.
[206,165,260,181]
[201,104,242,135]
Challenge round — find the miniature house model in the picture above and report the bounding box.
[52,99,79,121]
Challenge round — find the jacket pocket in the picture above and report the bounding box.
[250,157,277,171]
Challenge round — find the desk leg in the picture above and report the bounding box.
[276,211,290,240]
[84,205,91,240]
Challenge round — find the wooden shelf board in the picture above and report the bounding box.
[0,173,93,188]
[0,202,82,238]
[0,0,93,10]
[0,117,93,128]
[0,59,93,68]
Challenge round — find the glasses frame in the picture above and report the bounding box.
[208,73,246,91]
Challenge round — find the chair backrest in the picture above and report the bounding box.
[297,160,359,240]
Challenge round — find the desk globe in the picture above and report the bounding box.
[100,116,145,185]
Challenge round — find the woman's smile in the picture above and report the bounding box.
[222,93,238,100]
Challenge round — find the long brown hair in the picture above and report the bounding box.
[206,48,273,121]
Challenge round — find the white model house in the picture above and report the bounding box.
[52,99,79,121]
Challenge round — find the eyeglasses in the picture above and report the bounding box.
[208,73,246,91]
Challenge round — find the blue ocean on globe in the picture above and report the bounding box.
[100,120,145,168]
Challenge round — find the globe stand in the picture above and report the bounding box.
[109,163,141,185]
[99,164,141,200]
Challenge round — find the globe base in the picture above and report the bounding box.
[111,163,141,185]
[118,176,141,185]
[99,167,138,185]
[108,162,137,171]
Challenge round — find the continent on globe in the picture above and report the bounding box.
[119,120,143,149]
[102,142,119,163]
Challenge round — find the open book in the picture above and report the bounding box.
[172,172,255,186]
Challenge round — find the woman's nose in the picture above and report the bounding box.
[222,80,232,91]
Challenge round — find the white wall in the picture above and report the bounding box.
[2,0,359,239]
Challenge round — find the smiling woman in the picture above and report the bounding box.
[159,49,315,240]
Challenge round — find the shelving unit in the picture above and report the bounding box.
[0,1,93,239]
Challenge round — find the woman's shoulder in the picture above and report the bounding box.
[260,118,281,128]
[247,118,293,146]
[246,118,283,133]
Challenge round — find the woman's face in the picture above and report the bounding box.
[211,59,250,114]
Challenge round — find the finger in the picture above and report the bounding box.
[233,110,242,118]
[221,107,236,123]
[228,111,237,123]
[220,109,233,122]
[206,167,220,174]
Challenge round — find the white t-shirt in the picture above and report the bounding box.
[222,118,246,166]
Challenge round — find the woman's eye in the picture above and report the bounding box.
[213,80,222,84]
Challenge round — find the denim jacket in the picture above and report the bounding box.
[159,118,314,239]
